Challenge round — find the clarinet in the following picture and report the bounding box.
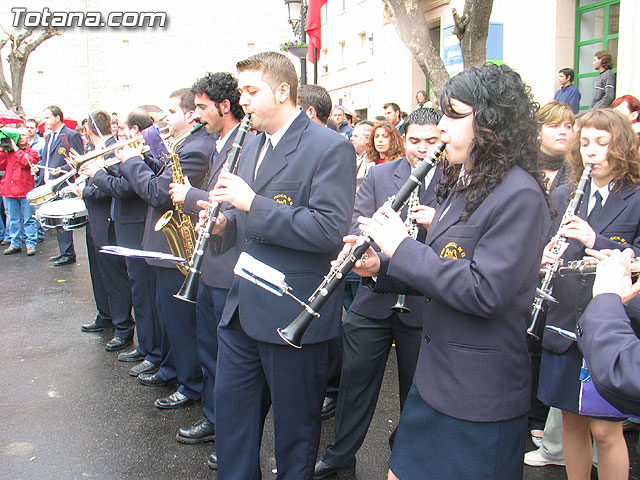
[391,185,422,313]
[174,114,251,303]
[527,163,593,338]
[278,143,446,348]
[559,258,640,276]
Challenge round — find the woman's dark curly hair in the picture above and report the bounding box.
[365,121,405,163]
[437,63,547,220]
[191,72,245,122]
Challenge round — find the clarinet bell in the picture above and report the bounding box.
[391,294,411,313]
[535,287,558,303]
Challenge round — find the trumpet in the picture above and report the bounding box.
[527,163,593,339]
[559,258,640,276]
[68,126,170,169]
[277,143,446,348]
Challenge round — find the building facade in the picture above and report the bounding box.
[317,0,639,119]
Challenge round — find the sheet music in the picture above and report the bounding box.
[100,245,185,263]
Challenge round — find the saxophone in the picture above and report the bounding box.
[391,185,421,313]
[154,123,204,275]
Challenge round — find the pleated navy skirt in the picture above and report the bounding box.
[389,385,527,480]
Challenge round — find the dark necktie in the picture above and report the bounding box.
[254,139,273,180]
[46,131,57,165]
[588,191,603,223]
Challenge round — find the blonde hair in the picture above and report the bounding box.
[536,100,575,129]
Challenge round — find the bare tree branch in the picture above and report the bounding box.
[0,24,60,114]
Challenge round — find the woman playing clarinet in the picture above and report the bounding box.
[538,108,640,480]
[344,63,551,479]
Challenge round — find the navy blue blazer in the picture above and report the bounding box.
[42,125,84,173]
[82,136,117,248]
[183,125,254,290]
[577,293,640,416]
[349,158,442,327]
[375,166,551,422]
[91,160,148,248]
[119,128,215,268]
[544,182,640,354]
[219,111,356,344]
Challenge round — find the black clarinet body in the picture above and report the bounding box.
[277,142,446,348]
[527,163,593,338]
[174,114,252,302]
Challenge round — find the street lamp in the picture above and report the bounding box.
[284,0,307,85]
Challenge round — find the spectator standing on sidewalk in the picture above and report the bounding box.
[0,128,39,256]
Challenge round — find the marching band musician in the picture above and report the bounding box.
[85,110,162,376]
[168,72,250,467]
[40,106,84,266]
[538,108,640,480]
[207,51,355,479]
[116,89,215,410]
[78,110,135,352]
[344,64,551,479]
[314,108,443,479]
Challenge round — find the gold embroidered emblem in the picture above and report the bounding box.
[273,193,293,206]
[609,235,627,245]
[57,147,66,155]
[440,241,466,259]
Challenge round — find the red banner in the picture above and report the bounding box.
[306,0,327,63]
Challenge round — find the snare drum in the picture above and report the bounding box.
[27,184,57,206]
[36,198,89,231]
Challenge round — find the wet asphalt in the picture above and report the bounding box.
[1,229,638,479]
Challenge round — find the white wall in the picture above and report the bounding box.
[0,0,293,121]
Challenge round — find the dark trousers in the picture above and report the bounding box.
[322,311,421,467]
[196,282,229,428]
[127,257,161,364]
[85,227,112,328]
[155,266,202,400]
[57,229,74,256]
[215,316,329,480]
[96,226,135,339]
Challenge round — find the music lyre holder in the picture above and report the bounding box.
[233,252,319,319]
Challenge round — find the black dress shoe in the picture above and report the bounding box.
[207,451,217,470]
[129,360,159,377]
[176,418,215,444]
[314,459,356,479]
[105,336,132,352]
[81,321,114,333]
[154,391,195,409]
[138,372,168,387]
[54,255,76,266]
[118,349,145,362]
[321,395,337,420]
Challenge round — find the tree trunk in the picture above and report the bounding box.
[453,0,494,69]
[383,0,450,97]
[384,0,495,96]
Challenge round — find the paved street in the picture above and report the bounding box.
[1,229,638,479]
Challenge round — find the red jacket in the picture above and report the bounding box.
[0,146,39,198]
